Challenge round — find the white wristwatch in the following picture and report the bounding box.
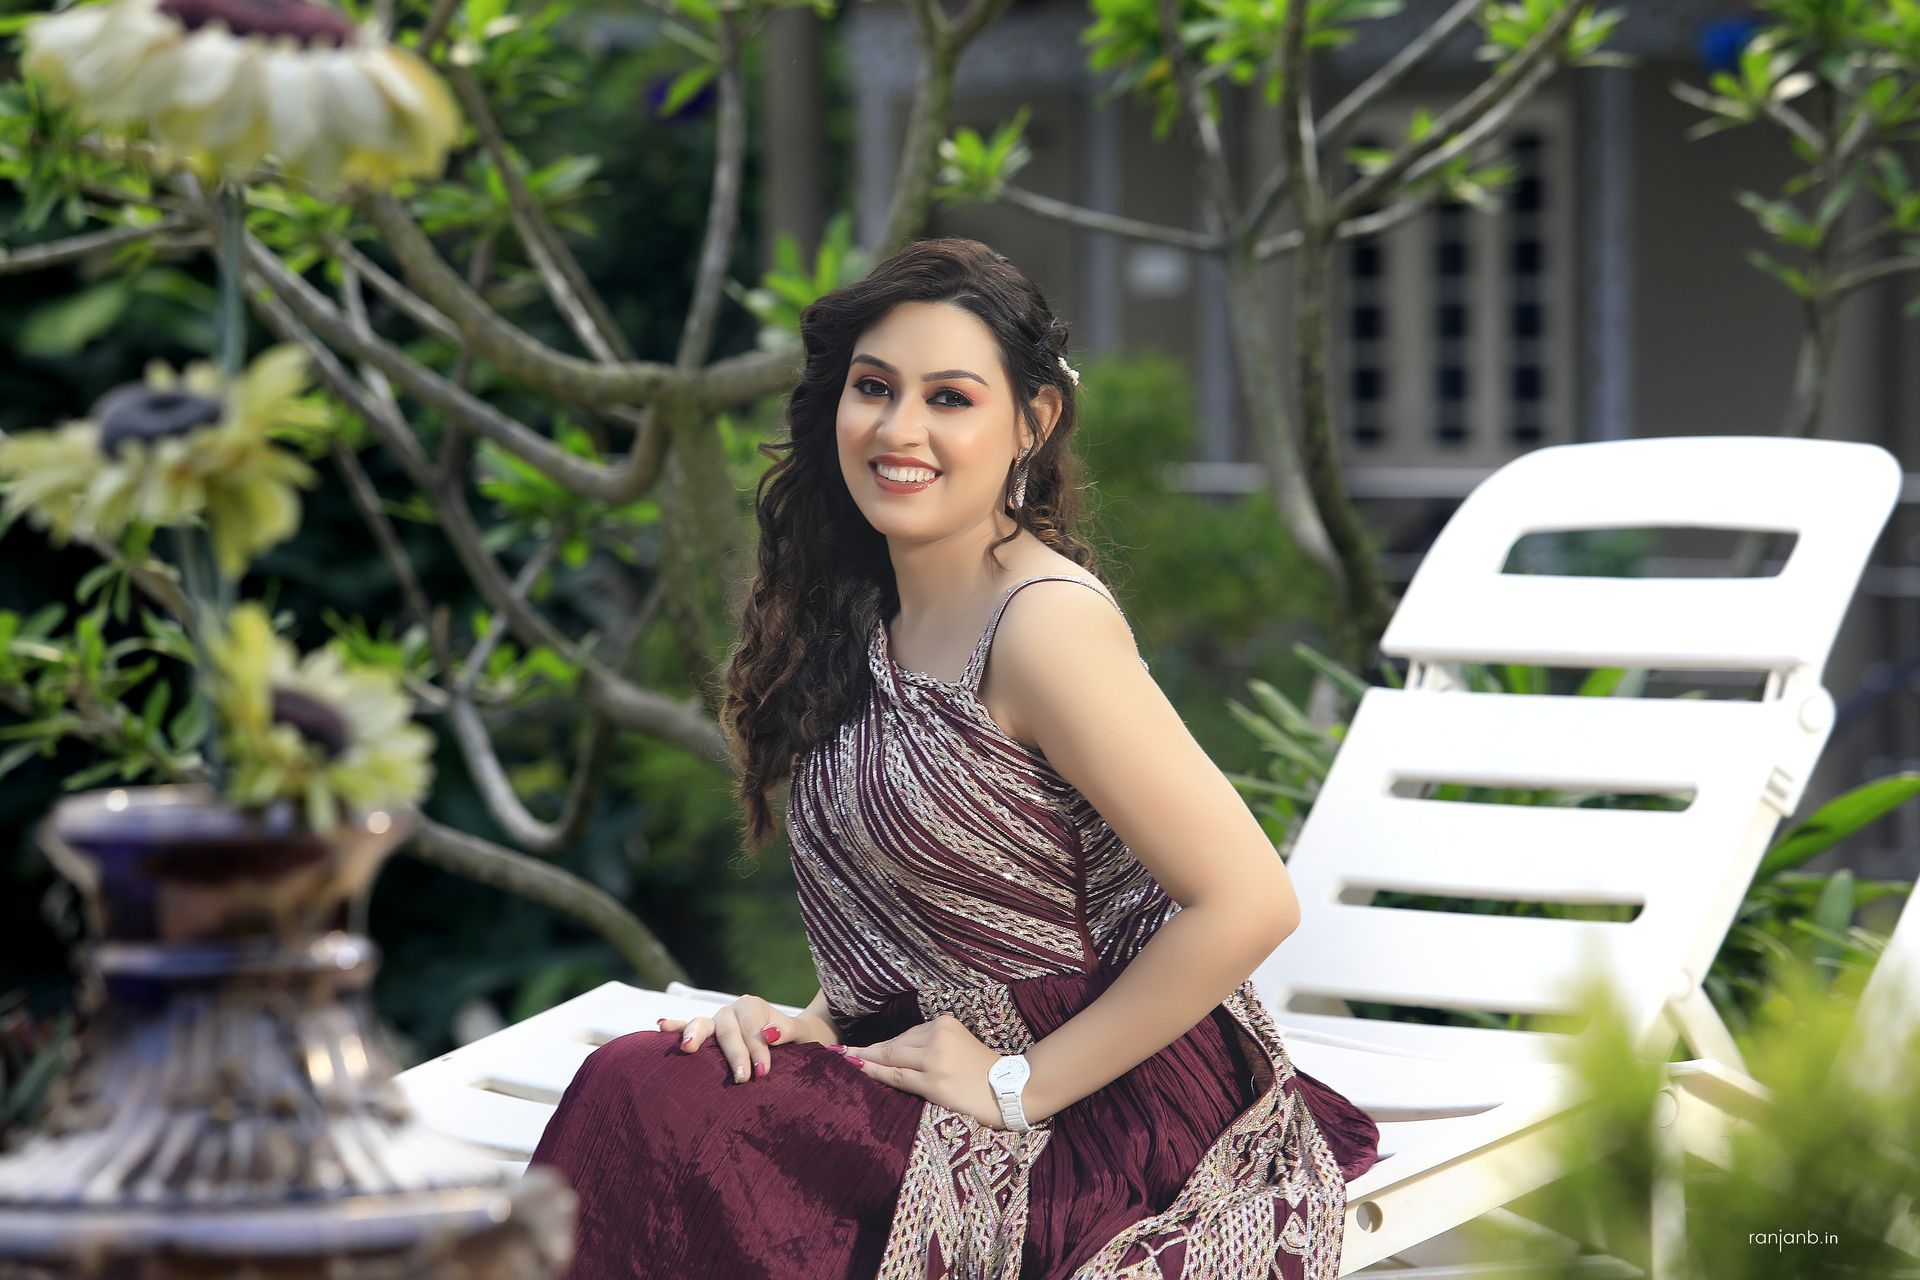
[986,1052,1034,1132]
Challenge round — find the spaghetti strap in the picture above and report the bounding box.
[961,574,1146,693]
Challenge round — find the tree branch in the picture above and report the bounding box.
[443,535,621,855]
[1331,0,1585,224]
[445,63,635,363]
[1273,0,1316,230]
[326,433,450,669]
[1254,182,1449,260]
[1830,253,1920,299]
[1237,165,1294,242]
[1155,0,1239,231]
[247,277,438,485]
[0,214,197,275]
[407,816,690,988]
[236,223,675,502]
[1760,97,1827,155]
[417,0,462,54]
[430,460,732,767]
[358,191,767,412]
[949,0,1010,47]
[1001,183,1225,250]
[1319,0,1482,141]
[881,0,1019,252]
[902,0,950,50]
[1394,54,1559,195]
[676,13,747,367]
[231,217,730,772]
[452,573,663,859]
[323,230,463,345]
[337,258,423,477]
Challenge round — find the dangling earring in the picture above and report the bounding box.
[1010,445,1033,510]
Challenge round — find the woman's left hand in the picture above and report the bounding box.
[837,1014,1031,1130]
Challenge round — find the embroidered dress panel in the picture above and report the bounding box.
[784,574,1359,1279]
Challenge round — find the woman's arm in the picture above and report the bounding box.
[988,583,1300,1124]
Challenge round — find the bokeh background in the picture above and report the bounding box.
[0,0,1913,1080]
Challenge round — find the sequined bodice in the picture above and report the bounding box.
[785,575,1172,1030]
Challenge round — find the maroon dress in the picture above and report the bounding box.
[530,574,1380,1278]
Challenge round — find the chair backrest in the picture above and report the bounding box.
[1252,437,1901,1064]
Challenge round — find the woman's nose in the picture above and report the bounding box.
[875,407,931,441]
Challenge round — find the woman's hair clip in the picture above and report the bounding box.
[1056,355,1080,386]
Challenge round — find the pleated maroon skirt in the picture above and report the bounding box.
[529,967,1380,1279]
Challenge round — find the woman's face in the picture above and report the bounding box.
[836,300,1056,540]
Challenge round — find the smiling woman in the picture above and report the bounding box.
[527,238,1378,1280]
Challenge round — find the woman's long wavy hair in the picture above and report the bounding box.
[722,237,1103,853]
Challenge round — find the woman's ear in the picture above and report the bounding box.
[1029,384,1064,450]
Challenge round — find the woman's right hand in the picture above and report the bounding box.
[657,995,840,1084]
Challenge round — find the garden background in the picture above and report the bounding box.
[0,0,1915,1115]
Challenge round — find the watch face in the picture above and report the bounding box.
[991,1055,1030,1089]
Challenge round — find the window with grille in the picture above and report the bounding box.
[1330,95,1575,468]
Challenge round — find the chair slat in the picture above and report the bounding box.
[1259,676,1833,1048]
[1380,437,1900,672]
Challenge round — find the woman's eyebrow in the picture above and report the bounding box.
[851,353,988,387]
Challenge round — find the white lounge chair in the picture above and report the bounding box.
[393,435,1902,1277]
[1247,434,1899,1274]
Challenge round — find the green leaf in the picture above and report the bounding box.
[17,280,131,358]
[75,561,117,605]
[465,0,508,34]
[1813,168,1863,231]
[0,714,87,743]
[1225,770,1317,802]
[1747,248,1816,298]
[1759,772,1920,877]
[168,692,212,752]
[1290,641,1373,705]
[18,604,66,641]
[1225,700,1332,776]
[1806,868,1854,976]
[657,63,717,119]
[1498,662,1546,695]
[1574,666,1629,698]
[141,679,172,738]
[1245,678,1323,742]
[0,741,44,783]
[62,757,129,791]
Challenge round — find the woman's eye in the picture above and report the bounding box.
[853,377,971,408]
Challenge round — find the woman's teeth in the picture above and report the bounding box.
[874,463,939,482]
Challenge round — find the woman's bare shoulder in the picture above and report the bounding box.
[1000,551,1114,598]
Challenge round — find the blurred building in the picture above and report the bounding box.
[759,0,1919,882]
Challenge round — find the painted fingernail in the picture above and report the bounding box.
[827,1044,847,1054]
[754,1061,768,1078]
[681,1035,694,1048]
[844,1056,865,1068]
[761,1026,780,1044]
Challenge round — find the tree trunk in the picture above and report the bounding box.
[1220,247,1339,580]
[1291,232,1396,667]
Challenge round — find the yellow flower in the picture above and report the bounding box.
[22,0,461,192]
[0,344,326,578]
[206,602,434,832]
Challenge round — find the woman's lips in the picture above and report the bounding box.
[871,461,940,493]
